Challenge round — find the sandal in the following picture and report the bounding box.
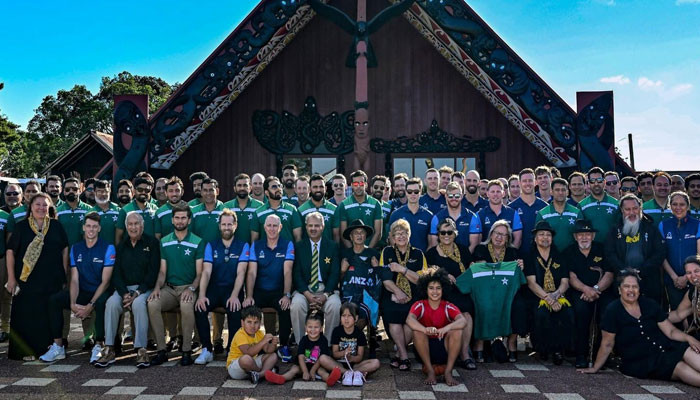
[509,350,518,363]
[390,357,400,369]
[464,358,477,370]
[474,350,485,363]
[398,358,411,371]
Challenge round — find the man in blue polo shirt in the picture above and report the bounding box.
[420,168,446,215]
[461,170,489,214]
[243,214,295,362]
[470,180,523,252]
[40,212,115,363]
[429,182,481,249]
[194,209,250,365]
[390,178,433,252]
[509,169,548,257]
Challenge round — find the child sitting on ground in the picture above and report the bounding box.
[291,310,343,386]
[331,302,381,386]
[227,306,299,384]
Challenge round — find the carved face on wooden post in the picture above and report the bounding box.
[354,108,369,138]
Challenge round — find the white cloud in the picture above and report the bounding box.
[636,77,693,101]
[637,77,663,90]
[600,75,630,85]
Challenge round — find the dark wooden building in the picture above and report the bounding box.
[43,131,113,180]
[108,0,628,199]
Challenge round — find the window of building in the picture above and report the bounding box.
[393,156,476,177]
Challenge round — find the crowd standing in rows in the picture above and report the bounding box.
[2,165,700,387]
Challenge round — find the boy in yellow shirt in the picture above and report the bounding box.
[227,306,299,383]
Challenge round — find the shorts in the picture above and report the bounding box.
[227,355,263,379]
[413,337,448,365]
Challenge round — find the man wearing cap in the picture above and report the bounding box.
[524,220,573,365]
[564,220,614,368]
[290,211,341,344]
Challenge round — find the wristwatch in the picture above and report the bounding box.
[188,286,196,292]
[593,284,600,291]
[88,301,95,307]
[285,292,292,299]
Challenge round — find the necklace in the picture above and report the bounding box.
[487,243,504,262]
[439,243,465,273]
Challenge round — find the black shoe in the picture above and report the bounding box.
[213,340,225,355]
[575,356,588,369]
[191,341,201,352]
[0,332,8,343]
[113,340,123,355]
[166,339,176,352]
[180,351,193,366]
[82,338,95,351]
[123,335,133,343]
[147,339,157,350]
[474,350,485,363]
[553,352,563,366]
[62,337,69,349]
[508,350,518,363]
[150,350,168,366]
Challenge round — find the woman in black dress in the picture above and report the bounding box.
[380,219,426,371]
[6,193,69,360]
[581,269,700,386]
[425,218,476,370]
[668,255,700,337]
[471,220,525,363]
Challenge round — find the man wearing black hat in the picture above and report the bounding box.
[565,219,615,368]
[525,220,573,365]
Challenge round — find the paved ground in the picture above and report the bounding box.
[1,319,699,400]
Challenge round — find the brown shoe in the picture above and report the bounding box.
[136,347,150,369]
[94,346,115,368]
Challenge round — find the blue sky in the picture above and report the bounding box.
[1,0,699,171]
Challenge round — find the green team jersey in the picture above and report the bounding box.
[6,205,26,233]
[90,202,121,244]
[535,203,583,252]
[337,195,383,244]
[0,209,9,254]
[56,201,92,245]
[690,204,700,220]
[154,202,180,237]
[456,261,526,340]
[191,201,224,245]
[117,200,158,238]
[578,194,620,243]
[251,201,302,242]
[188,198,202,207]
[160,231,205,286]
[54,198,65,208]
[297,199,338,242]
[643,198,672,227]
[223,196,263,244]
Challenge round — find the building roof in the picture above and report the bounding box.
[42,131,113,175]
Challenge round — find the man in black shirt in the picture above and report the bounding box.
[96,211,160,368]
[565,220,614,368]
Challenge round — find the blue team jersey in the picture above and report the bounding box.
[474,204,523,241]
[248,239,295,291]
[659,216,700,282]
[430,208,481,248]
[389,205,433,252]
[70,239,115,293]
[420,193,446,215]
[462,196,489,214]
[203,239,250,289]
[509,197,548,257]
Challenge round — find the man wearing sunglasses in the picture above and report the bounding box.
[2,183,22,213]
[7,180,41,231]
[82,178,97,206]
[56,177,93,245]
[428,182,480,250]
[603,171,621,200]
[250,176,302,243]
[620,177,638,198]
[578,167,619,244]
[389,178,433,252]
[685,173,700,219]
[116,176,158,244]
[338,170,383,248]
[369,175,391,248]
[642,171,673,228]
[328,174,347,206]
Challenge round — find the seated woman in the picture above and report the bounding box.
[581,269,700,387]
[667,255,700,336]
[425,218,476,370]
[380,219,427,371]
[406,267,466,386]
[471,220,525,363]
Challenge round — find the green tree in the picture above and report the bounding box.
[97,71,177,115]
[0,111,23,173]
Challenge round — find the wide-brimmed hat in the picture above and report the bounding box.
[343,219,374,241]
[532,220,556,236]
[573,219,598,233]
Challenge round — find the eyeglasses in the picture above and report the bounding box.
[135,187,151,193]
[605,180,619,186]
[589,178,604,183]
[268,184,281,189]
[406,189,420,195]
[332,183,344,188]
[351,182,366,187]
[446,194,461,199]
[438,230,455,236]
[4,191,19,196]
[373,185,385,191]
[64,187,79,192]
[85,187,94,192]
[492,231,508,238]
[620,187,636,192]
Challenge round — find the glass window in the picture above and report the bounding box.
[393,158,412,177]
[393,157,476,177]
[312,158,336,176]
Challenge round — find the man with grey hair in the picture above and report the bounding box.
[605,194,665,305]
[250,173,266,203]
[290,211,341,343]
[96,211,160,368]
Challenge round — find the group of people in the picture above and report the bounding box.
[2,164,700,387]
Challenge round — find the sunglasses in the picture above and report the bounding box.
[406,189,421,195]
[605,180,619,186]
[135,187,151,193]
[373,185,385,191]
[446,194,461,199]
[332,183,344,188]
[268,184,281,189]
[589,178,604,183]
[438,230,455,236]
[620,187,636,192]
[4,191,19,196]
[351,182,366,187]
[85,187,94,192]
[64,187,79,192]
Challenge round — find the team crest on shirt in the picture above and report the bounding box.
[259,251,265,258]
[144,247,150,252]
[552,262,560,269]
[408,259,417,263]
[666,232,673,240]
[418,219,427,226]
[76,254,83,263]
[485,217,490,224]
[93,257,103,263]
[517,208,523,215]
[214,250,218,259]
[593,256,602,262]
[359,256,367,261]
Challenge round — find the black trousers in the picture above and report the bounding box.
[194,285,241,351]
[254,290,291,346]
[48,289,110,342]
[573,292,613,359]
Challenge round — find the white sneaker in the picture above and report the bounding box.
[40,343,66,362]
[194,348,213,365]
[352,371,364,387]
[90,344,103,364]
[342,370,353,386]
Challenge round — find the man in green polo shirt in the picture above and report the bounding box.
[223,173,263,244]
[147,201,204,366]
[56,177,92,245]
[250,176,302,243]
[370,175,392,248]
[642,171,673,227]
[187,171,209,207]
[46,175,65,208]
[7,180,41,234]
[298,174,338,242]
[155,176,186,239]
[337,170,383,248]
[116,177,158,244]
[191,178,224,245]
[578,167,620,244]
[90,180,120,245]
[535,178,582,252]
